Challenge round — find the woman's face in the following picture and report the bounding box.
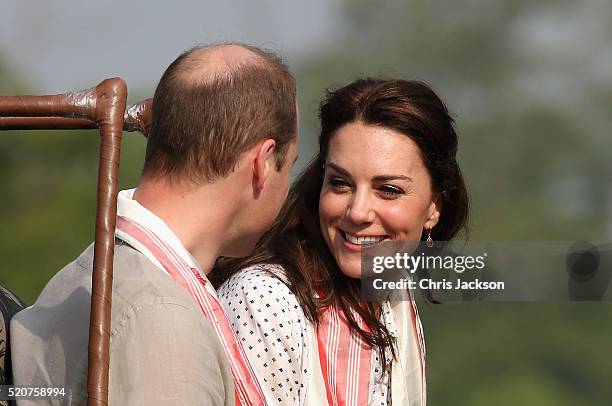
[319,121,441,279]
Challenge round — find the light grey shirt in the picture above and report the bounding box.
[10,241,234,406]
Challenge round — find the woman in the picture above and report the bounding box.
[213,78,469,405]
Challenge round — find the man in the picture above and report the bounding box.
[10,43,298,405]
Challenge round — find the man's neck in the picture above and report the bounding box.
[133,177,241,274]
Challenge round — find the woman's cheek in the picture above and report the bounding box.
[379,203,425,240]
[320,191,343,222]
[319,191,336,241]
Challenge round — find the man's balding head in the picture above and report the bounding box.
[171,44,265,84]
[144,43,297,182]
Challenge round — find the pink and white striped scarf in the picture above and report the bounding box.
[316,299,427,406]
[316,304,372,406]
[116,215,266,406]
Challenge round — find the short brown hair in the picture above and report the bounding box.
[143,44,297,182]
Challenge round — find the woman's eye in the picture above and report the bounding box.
[329,177,351,191]
[379,185,404,198]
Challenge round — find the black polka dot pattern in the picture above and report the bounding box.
[219,265,307,404]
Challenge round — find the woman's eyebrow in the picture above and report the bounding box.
[327,162,412,182]
[327,162,351,177]
[373,174,413,183]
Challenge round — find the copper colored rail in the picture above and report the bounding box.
[0,79,137,405]
[0,98,152,136]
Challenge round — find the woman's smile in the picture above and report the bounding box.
[339,230,390,252]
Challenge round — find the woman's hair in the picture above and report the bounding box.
[212,78,469,368]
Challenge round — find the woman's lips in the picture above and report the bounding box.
[339,230,389,252]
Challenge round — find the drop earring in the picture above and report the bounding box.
[426,228,434,248]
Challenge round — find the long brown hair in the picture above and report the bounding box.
[212,78,469,368]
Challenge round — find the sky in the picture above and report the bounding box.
[0,0,340,96]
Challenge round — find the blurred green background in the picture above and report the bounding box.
[1,1,611,404]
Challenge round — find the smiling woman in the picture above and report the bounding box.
[319,122,441,279]
[213,78,469,405]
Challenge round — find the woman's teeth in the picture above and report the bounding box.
[344,232,387,246]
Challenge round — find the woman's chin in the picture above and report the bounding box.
[337,261,363,280]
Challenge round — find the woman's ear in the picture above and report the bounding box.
[424,197,442,230]
[252,139,277,191]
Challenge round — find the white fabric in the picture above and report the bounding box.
[218,265,425,405]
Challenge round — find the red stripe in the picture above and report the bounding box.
[318,306,338,405]
[317,304,372,406]
[117,216,266,405]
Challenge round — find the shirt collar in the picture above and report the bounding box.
[115,188,203,274]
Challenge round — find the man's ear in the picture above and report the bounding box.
[253,139,277,191]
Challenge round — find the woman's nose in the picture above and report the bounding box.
[346,190,374,224]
